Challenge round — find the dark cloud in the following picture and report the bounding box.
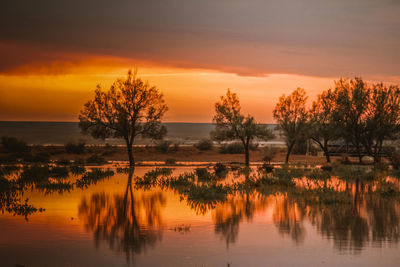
[1,0,399,77]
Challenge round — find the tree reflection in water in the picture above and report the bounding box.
[213,192,270,248]
[78,168,166,262]
[269,179,400,253]
[200,174,400,253]
[2,164,400,256]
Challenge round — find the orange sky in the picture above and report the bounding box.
[1,58,400,123]
[0,59,332,123]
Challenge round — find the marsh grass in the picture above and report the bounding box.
[213,163,228,178]
[36,180,73,194]
[49,166,70,178]
[195,168,213,181]
[75,168,114,188]
[70,165,86,175]
[135,167,173,187]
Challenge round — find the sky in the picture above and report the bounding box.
[1,0,399,123]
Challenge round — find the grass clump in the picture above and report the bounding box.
[36,181,73,194]
[49,166,70,178]
[195,168,213,181]
[213,163,228,178]
[75,168,114,188]
[135,167,173,187]
[70,165,86,175]
[19,165,51,184]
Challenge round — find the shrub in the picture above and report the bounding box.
[155,140,179,153]
[1,136,30,153]
[194,139,213,151]
[262,146,278,164]
[65,142,86,154]
[261,163,274,173]
[219,142,244,154]
[214,163,228,178]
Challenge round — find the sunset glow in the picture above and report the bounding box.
[1,0,399,123]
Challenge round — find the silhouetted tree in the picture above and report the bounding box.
[273,88,308,163]
[79,69,168,166]
[361,83,400,162]
[309,89,338,163]
[330,78,370,163]
[212,89,274,166]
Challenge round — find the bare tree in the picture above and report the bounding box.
[273,88,308,163]
[212,89,273,166]
[79,69,168,166]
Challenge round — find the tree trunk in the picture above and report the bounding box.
[286,142,295,163]
[355,142,362,163]
[127,142,135,167]
[323,140,331,163]
[312,138,331,163]
[324,147,331,163]
[244,144,250,166]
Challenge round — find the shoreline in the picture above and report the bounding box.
[1,145,351,165]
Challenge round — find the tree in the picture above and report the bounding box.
[330,78,370,163]
[308,89,338,163]
[212,89,274,166]
[361,83,400,162]
[273,88,308,163]
[79,69,168,166]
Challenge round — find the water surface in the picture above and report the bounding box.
[1,165,400,266]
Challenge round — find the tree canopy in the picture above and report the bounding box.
[273,88,309,163]
[79,69,168,166]
[212,89,273,165]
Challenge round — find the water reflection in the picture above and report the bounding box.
[1,163,400,263]
[213,193,270,247]
[78,168,166,262]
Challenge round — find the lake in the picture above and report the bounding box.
[1,164,400,266]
